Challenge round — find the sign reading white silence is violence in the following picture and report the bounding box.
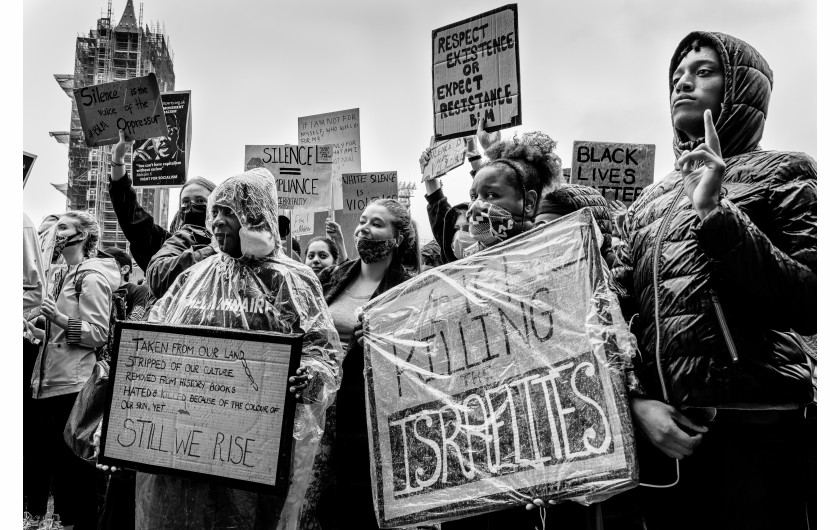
[244,145,333,210]
[74,73,167,147]
[341,171,399,213]
[432,4,522,140]
[362,209,639,527]
[570,141,656,206]
[99,322,302,492]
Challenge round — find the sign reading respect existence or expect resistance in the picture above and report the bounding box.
[74,73,167,147]
[99,322,302,492]
[432,5,522,140]
[570,141,656,206]
[132,91,192,188]
[362,209,639,527]
[244,145,333,210]
[298,109,361,211]
[341,172,399,213]
[422,136,467,182]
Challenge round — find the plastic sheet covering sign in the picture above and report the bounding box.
[570,141,656,207]
[74,73,167,147]
[298,109,361,211]
[433,5,522,141]
[362,209,639,527]
[341,172,399,213]
[132,91,192,188]
[422,135,467,182]
[99,321,302,492]
[244,145,333,210]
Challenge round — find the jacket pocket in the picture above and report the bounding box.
[710,289,739,363]
[43,342,75,387]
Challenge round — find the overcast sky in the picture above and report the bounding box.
[23,0,816,242]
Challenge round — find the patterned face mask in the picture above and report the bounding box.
[52,232,85,261]
[355,236,398,264]
[466,199,520,245]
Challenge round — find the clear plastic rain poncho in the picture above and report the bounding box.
[361,208,639,528]
[136,168,342,530]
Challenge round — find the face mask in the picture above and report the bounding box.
[356,236,397,264]
[52,232,85,261]
[451,230,477,260]
[181,203,207,228]
[467,199,520,245]
[238,227,276,259]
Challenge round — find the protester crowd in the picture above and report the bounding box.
[22,31,815,530]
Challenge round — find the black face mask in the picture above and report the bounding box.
[170,203,208,232]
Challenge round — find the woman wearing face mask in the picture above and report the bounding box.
[300,199,419,529]
[135,169,342,529]
[26,211,122,529]
[109,130,217,298]
[304,236,340,276]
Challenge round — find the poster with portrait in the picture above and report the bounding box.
[132,91,192,188]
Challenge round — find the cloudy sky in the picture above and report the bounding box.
[22,0,816,242]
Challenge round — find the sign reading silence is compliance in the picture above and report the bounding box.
[99,322,302,492]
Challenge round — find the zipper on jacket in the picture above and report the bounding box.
[710,289,739,363]
[651,187,684,403]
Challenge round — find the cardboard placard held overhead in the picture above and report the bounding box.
[362,210,638,527]
[291,209,315,237]
[433,5,522,141]
[422,135,467,182]
[570,141,656,206]
[74,73,167,147]
[341,172,399,213]
[99,322,302,492]
[298,109,361,211]
[23,151,37,188]
[132,91,192,188]
[245,145,333,210]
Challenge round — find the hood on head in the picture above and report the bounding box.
[670,31,773,158]
[80,257,124,292]
[207,168,280,257]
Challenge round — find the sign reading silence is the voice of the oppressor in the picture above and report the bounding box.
[432,5,521,140]
[99,322,302,492]
[362,209,639,527]
[245,145,333,210]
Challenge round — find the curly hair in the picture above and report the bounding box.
[370,199,421,273]
[61,210,100,257]
[482,131,563,208]
[304,236,339,261]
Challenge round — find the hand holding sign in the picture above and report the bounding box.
[676,109,725,220]
[476,118,501,151]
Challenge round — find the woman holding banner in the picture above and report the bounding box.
[135,168,342,530]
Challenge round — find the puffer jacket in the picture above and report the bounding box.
[538,183,616,266]
[617,31,816,408]
[31,257,122,398]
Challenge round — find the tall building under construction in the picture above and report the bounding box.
[53,0,174,250]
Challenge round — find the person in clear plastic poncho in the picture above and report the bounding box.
[136,168,342,529]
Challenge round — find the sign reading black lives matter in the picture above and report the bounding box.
[132,91,192,188]
[74,73,167,147]
[570,141,656,206]
[433,5,522,140]
[363,210,639,527]
[99,322,302,492]
[244,145,333,210]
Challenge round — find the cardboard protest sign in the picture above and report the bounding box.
[298,109,361,211]
[341,172,399,213]
[362,209,639,527]
[100,322,302,492]
[291,209,315,237]
[422,136,467,182]
[74,73,167,147]
[23,151,37,187]
[433,5,522,141]
[244,145,333,210]
[570,141,656,206]
[132,91,192,188]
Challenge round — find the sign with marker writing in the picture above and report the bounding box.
[570,141,656,206]
[132,91,192,188]
[244,145,333,210]
[291,209,315,237]
[100,322,302,492]
[363,209,638,526]
[422,136,467,182]
[23,151,37,187]
[433,5,522,141]
[341,172,399,213]
[74,73,167,147]
[298,109,361,211]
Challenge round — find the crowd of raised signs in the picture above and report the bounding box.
[22,30,815,530]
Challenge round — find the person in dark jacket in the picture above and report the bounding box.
[100,247,151,318]
[108,129,216,275]
[616,32,816,530]
[302,199,418,529]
